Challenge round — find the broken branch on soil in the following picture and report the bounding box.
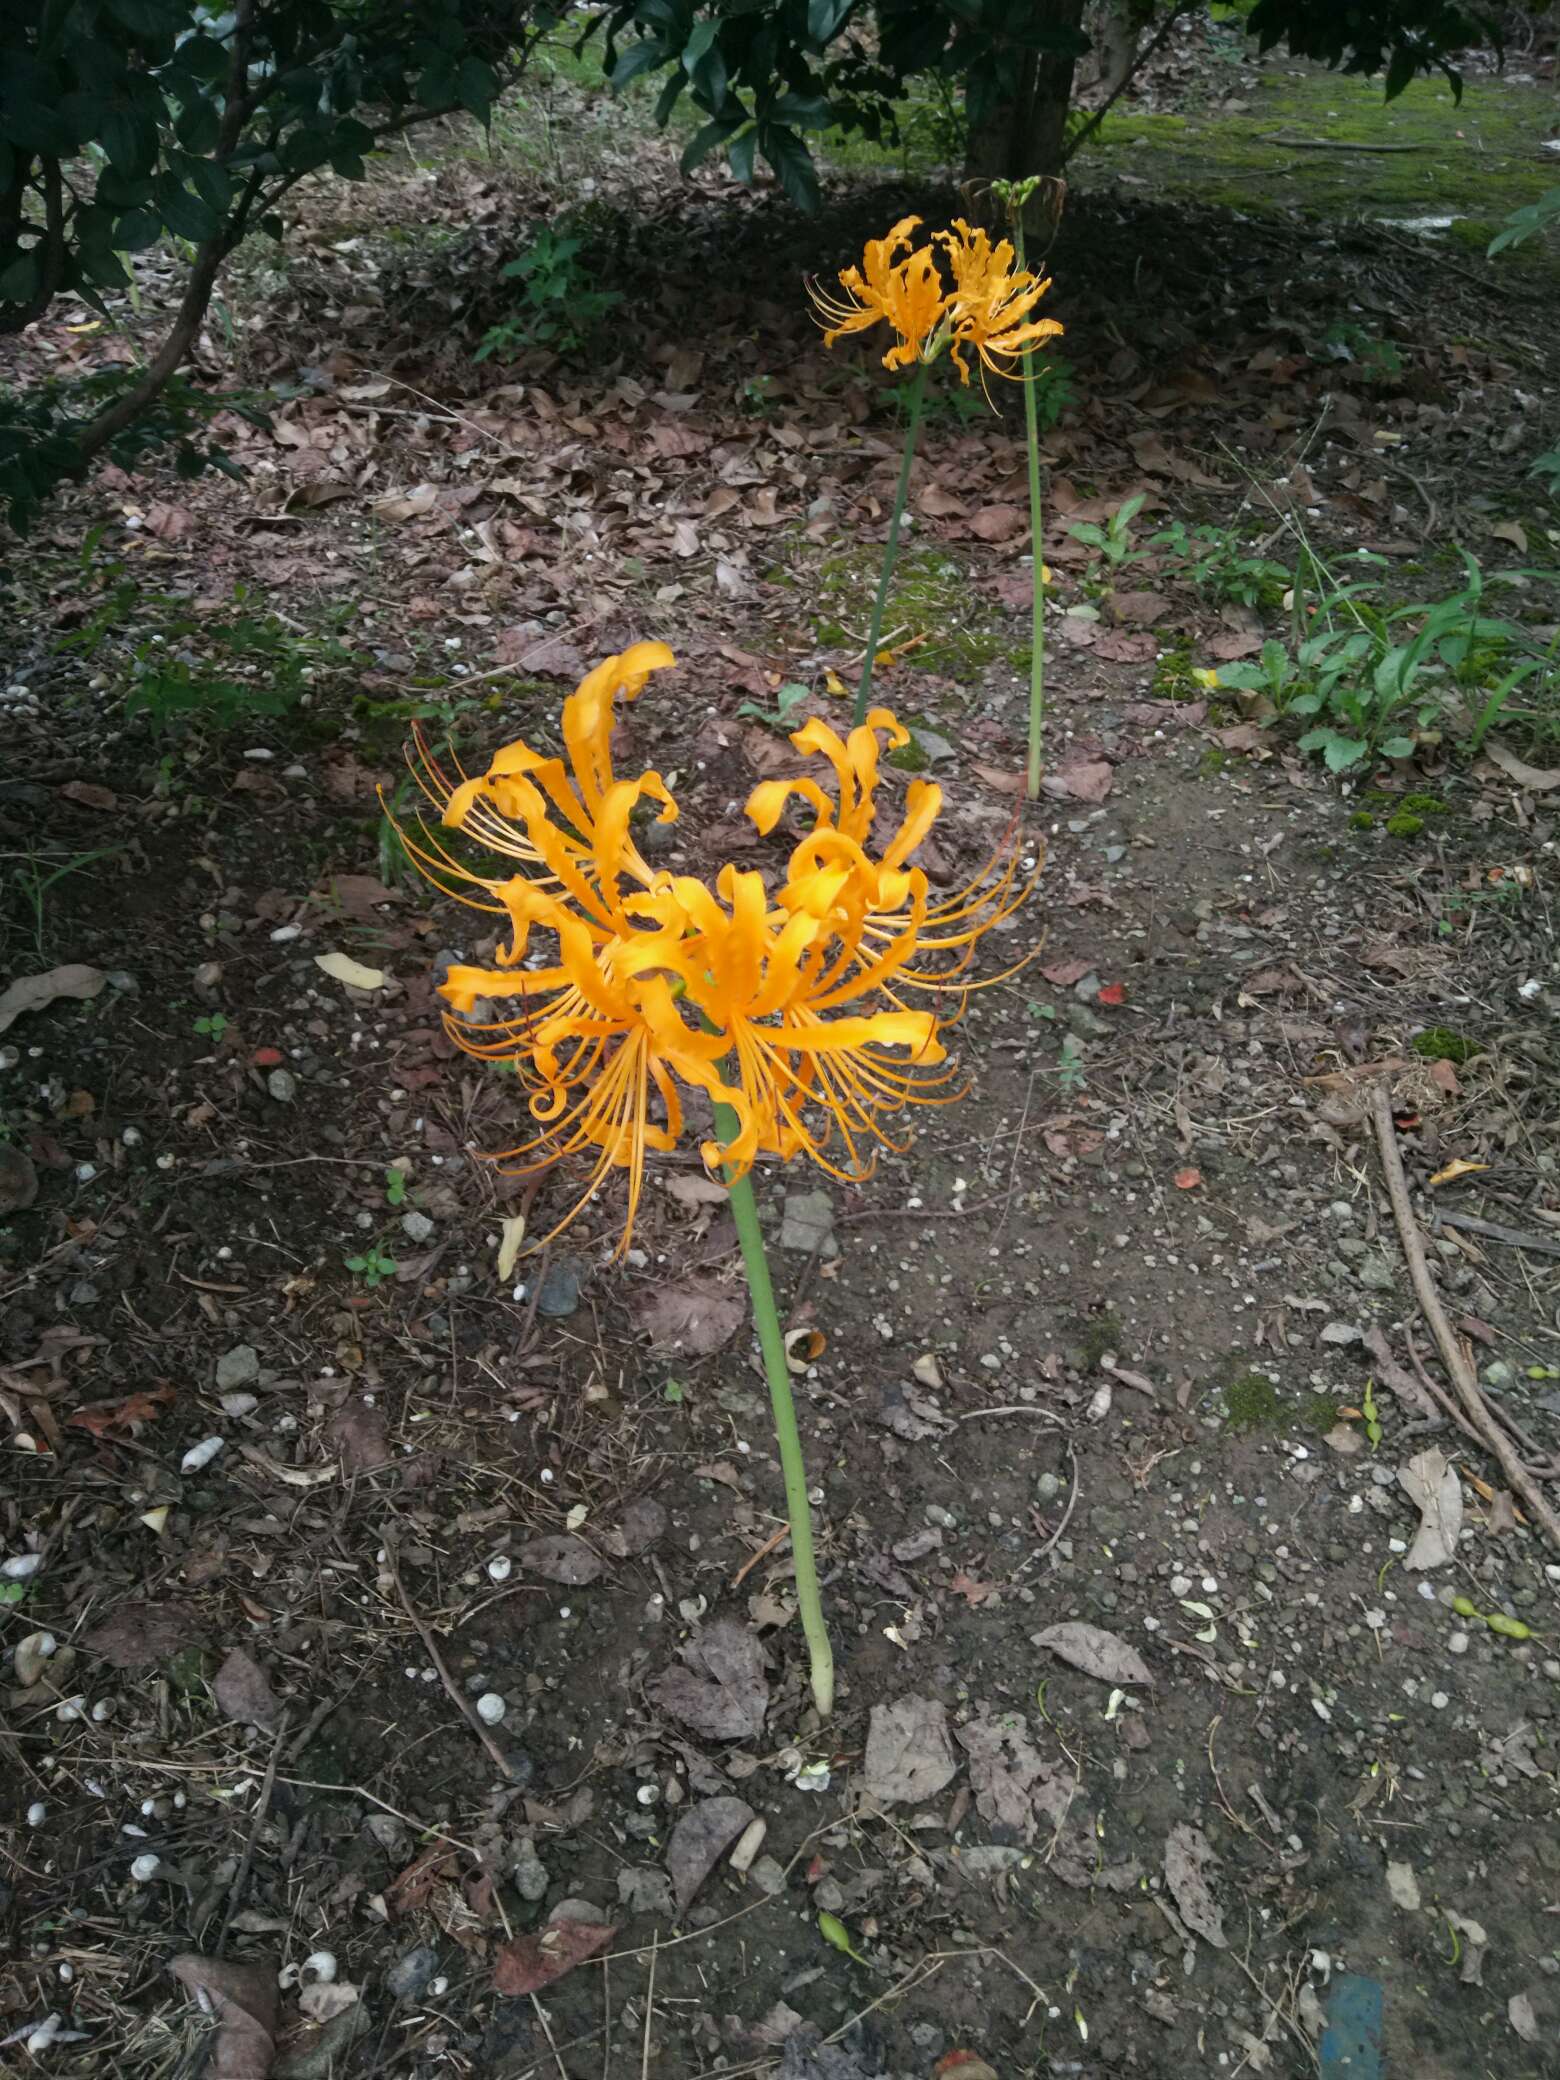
[388,1548,520,1780]
[1432,1210,1560,1259]
[1368,1084,1560,1554]
[212,1708,289,1955]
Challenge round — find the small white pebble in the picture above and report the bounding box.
[3,1552,42,1580]
[1431,1690,1450,1709]
[27,1802,46,1826]
[476,1692,507,1725]
[1447,1632,1469,1655]
[180,1435,225,1474]
[487,1555,513,1583]
[130,1854,162,1882]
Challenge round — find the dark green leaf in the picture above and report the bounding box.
[455,55,497,119]
[770,90,831,129]
[185,156,234,215]
[807,0,854,44]
[113,207,162,252]
[0,249,42,306]
[175,94,221,155]
[729,125,757,186]
[101,107,156,175]
[153,172,221,244]
[759,123,820,212]
[611,40,667,89]
[680,115,741,174]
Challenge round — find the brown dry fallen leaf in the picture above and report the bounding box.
[1110,589,1170,628]
[666,1795,755,1913]
[1485,741,1560,792]
[326,1398,392,1476]
[67,1383,176,1437]
[491,1913,614,1996]
[1164,1822,1228,1949]
[968,502,1026,544]
[861,1696,959,1807]
[1041,758,1113,803]
[213,1647,282,1731]
[516,1534,604,1586]
[1397,1448,1462,1571]
[631,1278,745,1355]
[0,963,107,1036]
[645,1619,768,1740]
[83,1600,206,1669]
[170,1954,278,2080]
[1032,1621,1155,1687]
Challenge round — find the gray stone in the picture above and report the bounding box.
[387,1944,440,2001]
[617,1866,675,1917]
[400,1210,434,1245]
[514,1839,549,1902]
[1355,1253,1396,1293]
[747,1855,787,1896]
[266,1068,297,1103]
[779,1187,836,1258]
[536,1255,586,1318]
[216,1345,259,1391]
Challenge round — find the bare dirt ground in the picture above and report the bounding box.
[3,34,1559,2080]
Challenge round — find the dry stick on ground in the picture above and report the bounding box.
[1368,1084,1560,1553]
[211,1709,289,1955]
[640,1935,658,2080]
[1434,1210,1560,1260]
[389,1549,519,1780]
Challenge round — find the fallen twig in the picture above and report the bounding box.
[389,1548,519,1780]
[1368,1084,1560,1553]
[212,1709,288,1955]
[1433,1210,1560,1259]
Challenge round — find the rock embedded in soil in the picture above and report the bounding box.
[387,1945,440,2001]
[266,1068,298,1102]
[400,1210,434,1244]
[215,1345,260,1391]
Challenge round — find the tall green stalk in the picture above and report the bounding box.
[854,358,929,728]
[715,1102,834,1720]
[1013,216,1047,798]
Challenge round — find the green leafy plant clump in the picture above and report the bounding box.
[475,220,624,361]
[1411,1027,1482,1065]
[1,0,552,526]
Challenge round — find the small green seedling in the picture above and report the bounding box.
[345,1245,397,1288]
[384,1165,408,1208]
[737,681,812,732]
[1361,1377,1382,1451]
[193,1012,228,1040]
[1067,493,1148,574]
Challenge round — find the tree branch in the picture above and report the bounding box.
[1062,1,1194,165]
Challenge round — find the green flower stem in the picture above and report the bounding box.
[714,1103,834,1721]
[1014,219,1047,798]
[854,357,929,728]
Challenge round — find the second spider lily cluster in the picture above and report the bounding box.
[397,641,1035,1258]
[810,214,1062,388]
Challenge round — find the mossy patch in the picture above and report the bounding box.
[1386,811,1424,839]
[1349,810,1375,830]
[1412,1027,1482,1064]
[1223,1372,1282,1434]
[1300,1392,1344,1434]
[1084,65,1560,282]
[1077,1307,1127,1369]
[811,545,1008,678]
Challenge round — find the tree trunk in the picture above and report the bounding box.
[961,0,1087,188]
[1086,0,1144,104]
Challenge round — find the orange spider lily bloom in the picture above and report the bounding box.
[390,641,679,925]
[399,658,1037,1254]
[808,215,948,372]
[938,218,1064,385]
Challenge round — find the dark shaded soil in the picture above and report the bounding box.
[3,52,1559,2080]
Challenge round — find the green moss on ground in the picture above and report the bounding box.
[1412,1027,1482,1064]
[811,545,1009,677]
[1085,66,1558,278]
[1224,1372,1282,1433]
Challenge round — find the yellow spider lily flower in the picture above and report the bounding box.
[938,218,1064,385]
[397,658,1037,1254]
[390,641,678,926]
[808,215,948,372]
